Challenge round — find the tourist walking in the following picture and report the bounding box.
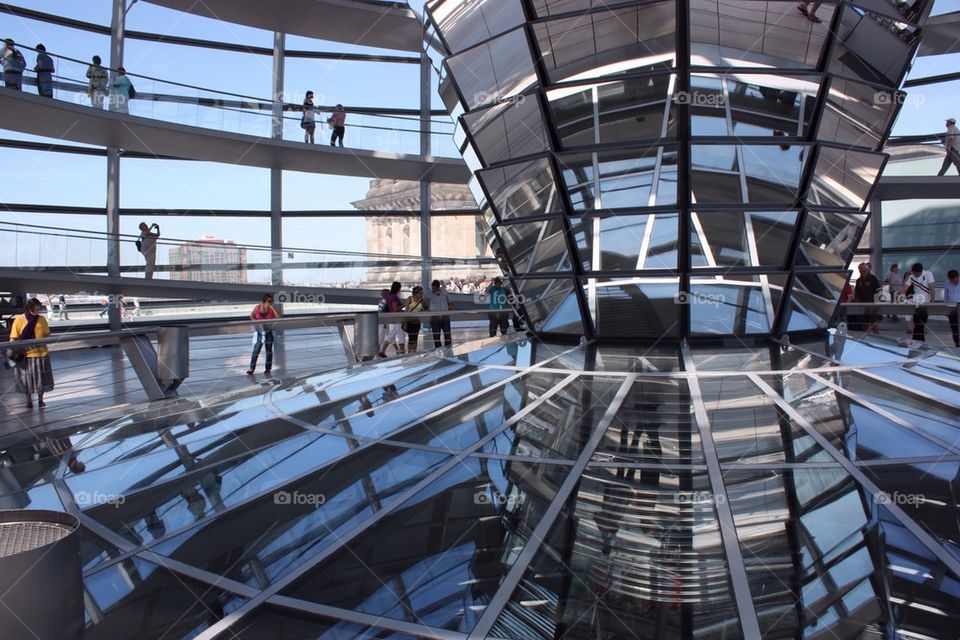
[34,44,54,97]
[379,281,405,357]
[137,221,160,279]
[902,263,935,342]
[945,269,959,348]
[487,277,510,337]
[404,286,425,353]
[57,294,69,321]
[301,91,317,144]
[86,55,108,109]
[427,279,454,348]
[328,104,346,147]
[2,39,25,90]
[938,117,960,176]
[111,66,133,113]
[247,293,280,375]
[8,298,55,409]
[852,262,881,333]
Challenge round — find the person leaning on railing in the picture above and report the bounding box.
[1,38,26,91]
[6,297,55,409]
[33,44,54,98]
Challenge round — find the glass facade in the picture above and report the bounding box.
[427,0,933,338]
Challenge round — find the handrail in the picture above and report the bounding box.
[11,43,454,135]
[5,309,507,351]
[0,220,491,264]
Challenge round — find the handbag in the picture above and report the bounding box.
[5,347,26,366]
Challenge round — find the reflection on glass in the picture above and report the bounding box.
[561,147,677,211]
[478,158,562,221]
[573,213,679,271]
[463,95,550,165]
[281,457,572,632]
[784,271,847,330]
[691,210,797,268]
[548,75,675,148]
[807,147,885,209]
[818,77,896,148]
[431,0,526,55]
[490,467,738,638]
[828,3,918,86]
[586,278,680,337]
[797,210,866,267]
[689,275,786,334]
[232,607,418,638]
[447,28,537,110]
[83,558,245,638]
[498,218,572,274]
[516,277,583,333]
[690,72,818,138]
[532,2,676,83]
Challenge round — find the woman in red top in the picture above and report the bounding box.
[247,293,280,375]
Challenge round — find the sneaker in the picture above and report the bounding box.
[246,369,254,375]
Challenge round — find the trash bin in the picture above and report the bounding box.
[0,509,82,640]
[158,326,189,388]
[355,312,379,361]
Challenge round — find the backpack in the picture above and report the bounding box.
[128,81,136,99]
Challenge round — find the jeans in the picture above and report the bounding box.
[250,331,274,371]
[912,307,928,342]
[489,312,509,337]
[432,317,452,348]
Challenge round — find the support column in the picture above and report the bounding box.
[106,0,126,331]
[271,32,285,291]
[419,47,432,291]
[869,197,883,274]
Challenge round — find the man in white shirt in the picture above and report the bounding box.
[426,279,455,348]
[938,117,960,176]
[902,263,936,342]
[944,269,959,347]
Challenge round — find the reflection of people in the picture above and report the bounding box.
[247,293,280,375]
[797,1,822,22]
[902,263,935,342]
[8,298,55,409]
[487,277,509,337]
[938,117,960,176]
[427,279,454,348]
[138,222,160,279]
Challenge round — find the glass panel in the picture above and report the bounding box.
[478,158,562,221]
[691,210,797,268]
[700,377,823,463]
[690,72,819,138]
[560,147,677,211]
[690,0,833,68]
[479,376,624,459]
[432,0,527,55]
[548,74,676,148]
[498,218,572,274]
[83,558,245,638]
[586,278,680,338]
[462,94,550,165]
[280,458,575,632]
[447,28,537,110]
[692,144,806,204]
[573,213,679,271]
[785,271,847,330]
[689,274,786,335]
[819,76,897,149]
[807,148,885,210]
[592,378,705,464]
[150,445,449,588]
[516,277,584,333]
[532,2,676,84]
[827,3,918,86]
[231,607,418,638]
[490,467,740,638]
[797,210,867,267]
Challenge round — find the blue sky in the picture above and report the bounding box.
[2,0,959,276]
